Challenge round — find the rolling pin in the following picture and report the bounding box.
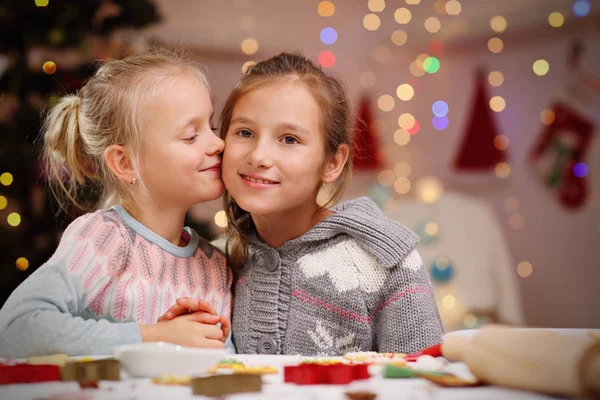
[442,328,600,398]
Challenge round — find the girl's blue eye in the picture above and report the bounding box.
[282,136,298,145]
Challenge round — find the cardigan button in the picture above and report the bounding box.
[257,335,278,354]
[258,249,280,272]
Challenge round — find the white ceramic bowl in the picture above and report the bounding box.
[114,342,225,378]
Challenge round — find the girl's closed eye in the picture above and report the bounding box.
[184,132,199,142]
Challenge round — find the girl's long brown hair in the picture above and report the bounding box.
[219,52,354,276]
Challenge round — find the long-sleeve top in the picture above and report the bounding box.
[228,197,444,356]
[0,205,231,358]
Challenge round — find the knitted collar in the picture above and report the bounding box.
[248,196,419,268]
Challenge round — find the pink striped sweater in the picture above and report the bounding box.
[0,205,231,358]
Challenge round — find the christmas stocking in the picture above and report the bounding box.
[529,102,594,210]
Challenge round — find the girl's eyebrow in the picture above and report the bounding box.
[230,116,253,125]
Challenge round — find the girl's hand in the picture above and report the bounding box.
[157,297,231,344]
[139,313,225,349]
[158,297,218,322]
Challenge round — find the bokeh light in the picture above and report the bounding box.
[445,0,462,15]
[0,195,7,210]
[320,27,338,45]
[398,113,416,130]
[42,61,56,75]
[408,120,420,135]
[541,109,556,125]
[394,162,412,177]
[443,295,456,309]
[423,57,440,73]
[396,84,415,101]
[35,0,49,6]
[394,177,412,194]
[517,261,533,278]
[432,100,449,117]
[0,172,13,186]
[410,60,425,77]
[364,13,381,30]
[425,17,441,33]
[405,0,421,4]
[573,0,591,17]
[495,162,511,178]
[493,135,509,150]
[574,162,588,178]
[368,0,386,12]
[490,96,506,112]
[433,116,449,130]
[425,222,439,236]
[378,95,396,112]
[391,30,408,46]
[214,211,228,228]
[16,257,29,271]
[416,176,444,203]
[533,59,550,76]
[242,61,256,73]
[241,38,259,55]
[318,1,335,17]
[394,8,412,24]
[360,71,377,88]
[318,51,336,68]
[7,212,21,227]
[548,12,565,27]
[427,39,445,55]
[378,170,396,187]
[394,129,411,145]
[490,16,507,32]
[487,38,504,53]
[488,71,504,86]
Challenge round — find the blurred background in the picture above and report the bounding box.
[0,0,598,331]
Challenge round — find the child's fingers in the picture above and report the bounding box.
[184,312,221,325]
[175,297,198,310]
[195,300,217,315]
[220,316,231,343]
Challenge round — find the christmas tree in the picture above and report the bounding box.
[0,0,161,307]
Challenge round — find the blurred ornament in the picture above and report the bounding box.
[430,257,454,283]
[42,61,56,75]
[48,29,65,46]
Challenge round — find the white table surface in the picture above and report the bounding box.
[0,354,564,400]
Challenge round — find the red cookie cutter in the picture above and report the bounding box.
[0,364,62,385]
[284,363,370,385]
[404,343,442,362]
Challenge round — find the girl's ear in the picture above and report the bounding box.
[104,145,137,184]
[322,144,349,183]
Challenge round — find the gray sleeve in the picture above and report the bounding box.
[370,249,444,354]
[0,261,141,359]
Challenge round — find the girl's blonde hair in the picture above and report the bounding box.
[219,52,354,272]
[42,47,209,212]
